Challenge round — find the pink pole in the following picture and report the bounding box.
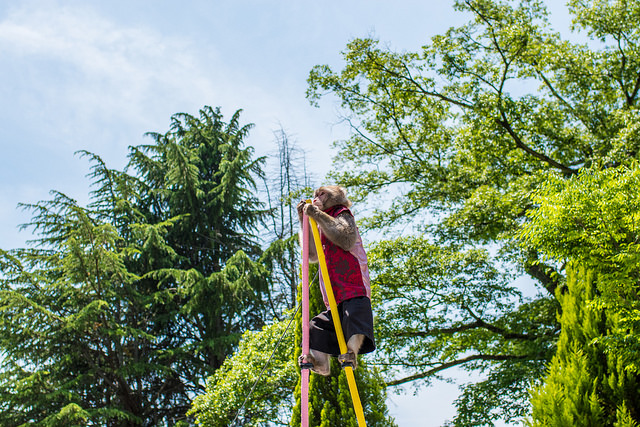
[301,213,310,427]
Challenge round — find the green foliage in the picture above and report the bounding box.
[0,106,270,424]
[189,318,298,426]
[527,265,640,426]
[306,0,640,422]
[521,163,640,280]
[520,163,640,425]
[0,195,151,425]
[520,163,640,373]
[121,106,271,401]
[130,106,268,270]
[300,358,395,427]
[368,236,556,424]
[189,262,396,426]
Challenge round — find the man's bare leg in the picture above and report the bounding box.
[347,334,365,354]
[338,334,365,370]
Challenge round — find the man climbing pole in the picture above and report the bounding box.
[297,185,375,376]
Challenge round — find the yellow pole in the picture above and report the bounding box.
[308,216,367,427]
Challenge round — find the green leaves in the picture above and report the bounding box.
[302,0,640,421]
[527,265,640,426]
[0,106,271,424]
[189,319,297,426]
[520,163,640,380]
[521,164,640,283]
[368,236,553,379]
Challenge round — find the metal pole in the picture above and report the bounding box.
[301,213,310,427]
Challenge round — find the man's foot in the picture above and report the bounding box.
[338,351,358,370]
[298,354,330,376]
[298,354,314,370]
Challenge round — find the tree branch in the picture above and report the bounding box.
[461,305,541,340]
[524,257,562,296]
[364,50,475,110]
[395,314,545,342]
[495,115,576,175]
[385,353,531,387]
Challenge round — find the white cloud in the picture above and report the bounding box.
[0,5,194,83]
[0,3,333,158]
[0,5,235,157]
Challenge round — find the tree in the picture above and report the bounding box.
[125,106,270,382]
[260,128,314,315]
[189,318,299,426]
[367,237,557,425]
[519,164,640,424]
[0,193,169,425]
[527,265,640,426]
[520,163,640,366]
[306,0,640,422]
[0,106,270,424]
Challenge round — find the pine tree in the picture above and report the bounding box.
[528,265,640,426]
[0,106,270,425]
[124,106,270,387]
[0,193,157,425]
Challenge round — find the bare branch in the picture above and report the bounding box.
[385,353,531,387]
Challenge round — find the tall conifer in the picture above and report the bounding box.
[0,106,269,424]
[528,265,640,426]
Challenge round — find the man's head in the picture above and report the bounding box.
[312,185,352,210]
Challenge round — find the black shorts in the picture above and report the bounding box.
[309,296,375,356]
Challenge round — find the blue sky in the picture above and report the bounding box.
[0,0,469,251]
[0,1,572,425]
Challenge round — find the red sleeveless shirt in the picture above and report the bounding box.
[318,205,371,307]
